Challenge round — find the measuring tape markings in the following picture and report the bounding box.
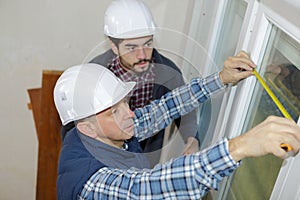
[253,69,292,152]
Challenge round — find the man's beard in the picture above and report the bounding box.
[119,57,152,75]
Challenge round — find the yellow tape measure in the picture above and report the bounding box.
[253,69,292,119]
[253,69,292,152]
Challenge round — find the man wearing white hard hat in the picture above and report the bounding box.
[54,52,300,199]
[88,0,201,165]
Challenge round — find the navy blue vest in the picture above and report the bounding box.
[57,128,147,200]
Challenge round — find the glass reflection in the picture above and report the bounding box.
[225,26,300,200]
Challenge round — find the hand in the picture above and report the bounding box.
[265,64,282,75]
[265,64,282,81]
[220,51,256,85]
[229,116,300,162]
[182,137,199,155]
[266,64,291,79]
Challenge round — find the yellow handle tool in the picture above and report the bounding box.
[253,69,292,152]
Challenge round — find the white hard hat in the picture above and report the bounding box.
[53,63,136,125]
[104,0,156,39]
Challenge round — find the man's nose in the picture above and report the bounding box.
[122,102,135,118]
[136,47,146,60]
[127,108,135,118]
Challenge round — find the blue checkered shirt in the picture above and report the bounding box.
[78,72,240,199]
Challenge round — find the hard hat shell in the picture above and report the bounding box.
[104,0,156,39]
[53,63,136,125]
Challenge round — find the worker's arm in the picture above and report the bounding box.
[134,72,225,141]
[79,138,239,199]
[79,116,300,199]
[134,51,256,141]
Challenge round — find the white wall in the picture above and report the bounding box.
[0,0,195,199]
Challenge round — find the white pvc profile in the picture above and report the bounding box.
[270,117,300,200]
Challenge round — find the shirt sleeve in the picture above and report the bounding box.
[133,72,226,141]
[78,138,239,200]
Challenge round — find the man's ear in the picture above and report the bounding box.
[109,40,119,55]
[76,121,97,138]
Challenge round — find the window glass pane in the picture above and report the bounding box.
[224,25,300,200]
[214,0,248,69]
[198,0,248,149]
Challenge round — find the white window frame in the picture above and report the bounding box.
[271,117,300,199]
[215,0,300,199]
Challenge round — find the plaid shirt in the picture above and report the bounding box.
[108,58,155,110]
[79,73,239,199]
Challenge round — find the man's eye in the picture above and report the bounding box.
[111,108,118,114]
[127,47,136,51]
[145,42,153,48]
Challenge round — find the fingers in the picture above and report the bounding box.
[273,142,299,159]
[230,116,300,161]
[234,69,254,81]
[227,55,256,72]
[220,51,256,85]
[236,50,250,58]
[264,116,299,136]
[266,64,281,75]
[235,51,256,69]
[280,132,300,157]
[265,117,300,155]
[271,147,290,159]
[260,116,300,154]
